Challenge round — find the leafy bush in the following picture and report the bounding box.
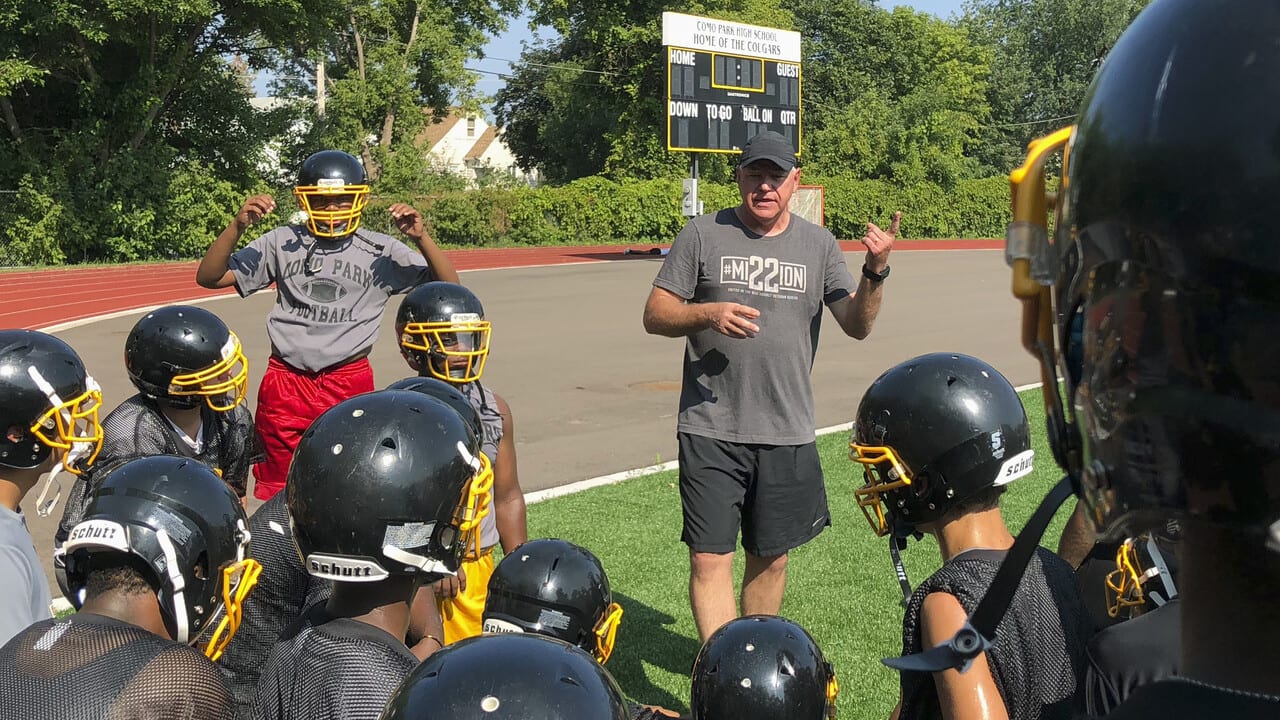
[3,171,1013,266]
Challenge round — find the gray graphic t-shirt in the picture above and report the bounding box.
[229,227,433,372]
[653,209,856,445]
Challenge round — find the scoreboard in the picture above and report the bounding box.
[662,12,802,155]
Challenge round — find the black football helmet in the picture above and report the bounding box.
[0,329,103,475]
[63,455,259,658]
[396,282,491,384]
[385,376,483,440]
[1004,0,1280,548]
[379,633,631,720]
[482,538,623,664]
[293,149,370,238]
[125,305,248,412]
[286,389,492,582]
[691,615,838,720]
[850,353,1033,536]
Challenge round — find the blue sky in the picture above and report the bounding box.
[472,1,969,102]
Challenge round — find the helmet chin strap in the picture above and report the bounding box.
[382,545,457,579]
[34,463,65,518]
[155,528,190,644]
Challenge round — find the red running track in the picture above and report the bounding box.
[1,239,1001,330]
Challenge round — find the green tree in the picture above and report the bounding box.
[961,0,1150,173]
[273,0,520,182]
[495,0,795,184]
[0,0,518,263]
[792,1,991,186]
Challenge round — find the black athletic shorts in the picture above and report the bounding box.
[677,432,830,557]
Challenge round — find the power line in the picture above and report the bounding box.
[983,113,1077,129]
[482,55,621,77]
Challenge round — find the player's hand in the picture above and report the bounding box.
[236,195,276,230]
[862,210,901,272]
[433,565,467,600]
[707,302,760,339]
[389,203,425,238]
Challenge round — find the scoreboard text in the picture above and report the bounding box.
[666,46,802,155]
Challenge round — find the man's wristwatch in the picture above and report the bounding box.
[862,263,891,283]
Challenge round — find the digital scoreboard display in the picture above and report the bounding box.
[662,12,802,156]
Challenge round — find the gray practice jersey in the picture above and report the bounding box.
[0,505,52,647]
[460,381,502,550]
[229,226,433,372]
[0,613,234,720]
[654,209,857,445]
[899,547,1088,720]
[251,604,419,720]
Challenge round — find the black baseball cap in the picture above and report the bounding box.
[738,131,798,171]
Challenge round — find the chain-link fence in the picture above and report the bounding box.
[0,190,22,268]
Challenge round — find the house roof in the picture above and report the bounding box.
[464,126,498,160]
[417,114,461,150]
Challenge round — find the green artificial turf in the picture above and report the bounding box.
[525,388,1073,718]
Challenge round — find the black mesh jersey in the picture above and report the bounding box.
[900,547,1089,720]
[0,612,234,720]
[220,492,332,719]
[1099,679,1280,720]
[251,603,419,720]
[58,395,261,543]
[1084,599,1181,716]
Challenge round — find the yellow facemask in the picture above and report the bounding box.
[202,558,263,661]
[167,333,249,412]
[848,442,914,537]
[29,382,104,476]
[400,317,492,384]
[453,452,495,560]
[593,602,624,664]
[293,180,371,238]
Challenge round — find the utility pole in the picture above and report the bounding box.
[316,60,326,118]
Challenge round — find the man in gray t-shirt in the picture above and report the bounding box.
[196,149,459,501]
[642,130,899,642]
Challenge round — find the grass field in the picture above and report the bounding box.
[525,388,1072,719]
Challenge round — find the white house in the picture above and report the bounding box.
[419,110,537,186]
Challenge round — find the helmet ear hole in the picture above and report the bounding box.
[192,552,209,581]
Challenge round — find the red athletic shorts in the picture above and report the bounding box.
[251,355,375,500]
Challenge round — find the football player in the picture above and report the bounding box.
[908,2,1280,715]
[850,352,1087,720]
[0,329,103,645]
[482,538,682,719]
[689,615,838,720]
[250,389,489,720]
[0,455,258,719]
[196,149,459,502]
[380,633,631,720]
[396,281,528,643]
[58,305,257,551]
